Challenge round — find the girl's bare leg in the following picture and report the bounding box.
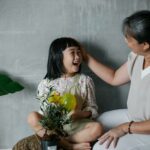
[28,113,102,149]
[59,138,91,150]
[59,122,103,150]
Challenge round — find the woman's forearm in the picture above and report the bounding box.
[121,120,150,134]
[129,120,150,134]
[87,54,115,84]
[87,54,130,86]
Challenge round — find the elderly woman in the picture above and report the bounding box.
[85,10,150,150]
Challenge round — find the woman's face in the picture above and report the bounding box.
[124,36,146,54]
[62,46,82,77]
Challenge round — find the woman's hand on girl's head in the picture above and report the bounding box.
[80,46,88,62]
[98,123,128,149]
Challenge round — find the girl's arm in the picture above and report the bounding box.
[71,75,98,120]
[81,75,99,119]
[87,54,130,86]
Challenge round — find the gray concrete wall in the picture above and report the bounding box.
[0,0,150,148]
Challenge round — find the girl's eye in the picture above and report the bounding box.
[78,51,81,55]
[71,52,74,55]
[69,50,81,56]
[76,51,81,56]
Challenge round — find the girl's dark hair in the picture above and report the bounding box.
[122,10,150,44]
[45,37,81,79]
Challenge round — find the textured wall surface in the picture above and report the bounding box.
[0,0,150,148]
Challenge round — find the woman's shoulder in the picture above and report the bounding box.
[127,52,139,77]
[127,52,139,67]
[128,52,137,61]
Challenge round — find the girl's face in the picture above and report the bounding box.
[125,36,148,54]
[62,46,82,77]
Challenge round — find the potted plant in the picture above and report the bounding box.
[0,73,24,96]
[38,87,77,150]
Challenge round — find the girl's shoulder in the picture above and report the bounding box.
[38,78,52,87]
[37,78,53,98]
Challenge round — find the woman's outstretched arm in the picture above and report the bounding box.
[87,54,130,86]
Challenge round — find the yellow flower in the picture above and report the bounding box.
[47,91,61,104]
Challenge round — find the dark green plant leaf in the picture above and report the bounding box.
[0,74,24,96]
[4,81,24,93]
[0,74,12,86]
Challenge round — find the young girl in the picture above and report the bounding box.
[28,37,103,150]
[84,10,150,150]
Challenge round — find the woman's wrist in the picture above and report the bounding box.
[128,121,134,134]
[121,121,134,134]
[120,123,130,134]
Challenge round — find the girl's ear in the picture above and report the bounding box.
[143,42,150,51]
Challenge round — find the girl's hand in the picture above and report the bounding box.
[71,110,92,121]
[98,123,128,149]
[71,110,81,121]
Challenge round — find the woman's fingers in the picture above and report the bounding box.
[105,136,114,149]
[113,137,119,148]
[98,133,110,144]
[98,130,120,149]
[97,127,125,148]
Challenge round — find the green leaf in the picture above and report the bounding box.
[0,74,12,86]
[4,81,24,93]
[0,74,24,96]
[0,90,8,96]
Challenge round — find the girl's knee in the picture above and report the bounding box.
[27,111,42,127]
[88,122,103,139]
[93,123,103,137]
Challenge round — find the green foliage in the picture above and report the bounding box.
[0,74,24,96]
[40,104,72,137]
